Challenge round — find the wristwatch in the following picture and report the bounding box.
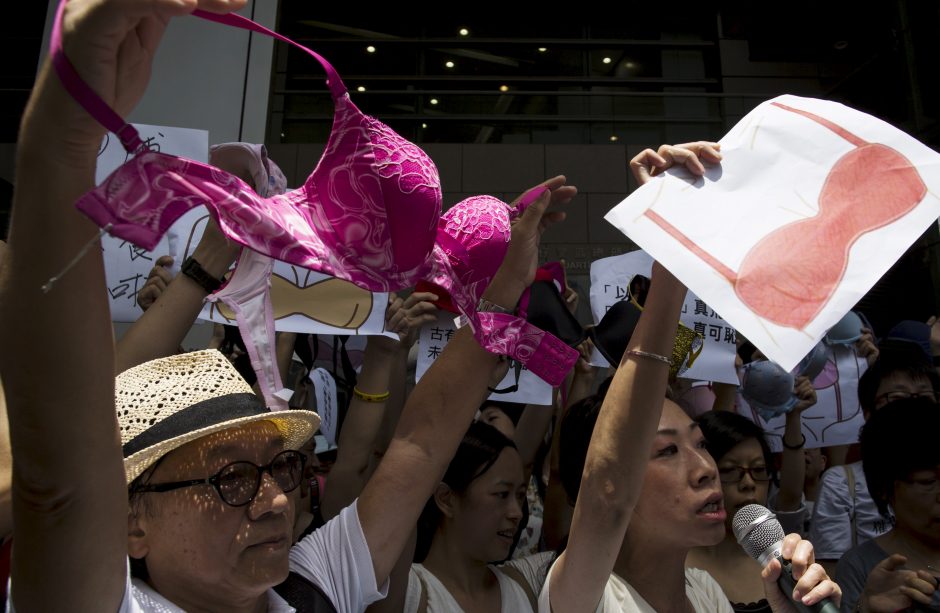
[181,256,225,294]
[476,297,514,314]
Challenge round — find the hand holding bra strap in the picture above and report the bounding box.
[50,0,143,152]
[48,0,348,156]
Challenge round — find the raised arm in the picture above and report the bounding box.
[776,376,815,514]
[547,143,722,613]
[114,219,239,373]
[357,176,576,586]
[320,292,437,520]
[0,1,245,610]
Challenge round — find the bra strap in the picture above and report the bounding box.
[49,0,143,153]
[48,0,348,155]
[192,10,348,99]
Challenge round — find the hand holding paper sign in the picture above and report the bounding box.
[606,95,940,371]
[630,142,722,184]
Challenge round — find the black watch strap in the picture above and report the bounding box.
[181,256,224,294]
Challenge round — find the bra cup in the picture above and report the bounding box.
[305,95,442,283]
[367,117,441,274]
[437,196,512,314]
[735,143,927,328]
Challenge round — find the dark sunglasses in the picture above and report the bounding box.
[134,449,307,507]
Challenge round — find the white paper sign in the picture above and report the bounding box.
[605,95,940,371]
[589,250,738,384]
[187,211,388,336]
[308,367,339,446]
[416,310,553,405]
[97,124,209,322]
[738,344,868,451]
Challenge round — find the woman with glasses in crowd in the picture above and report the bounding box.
[687,379,816,613]
[835,397,940,613]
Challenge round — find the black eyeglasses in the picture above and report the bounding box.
[134,450,307,507]
[718,465,772,484]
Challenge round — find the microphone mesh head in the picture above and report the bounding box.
[732,503,786,562]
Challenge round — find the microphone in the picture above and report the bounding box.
[732,504,839,613]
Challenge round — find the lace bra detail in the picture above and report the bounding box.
[51,0,578,389]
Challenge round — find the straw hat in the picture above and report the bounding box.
[117,350,320,483]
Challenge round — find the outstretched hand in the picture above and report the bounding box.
[486,176,577,305]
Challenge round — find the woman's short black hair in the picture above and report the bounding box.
[414,421,517,562]
[857,353,940,415]
[697,411,776,483]
[860,396,940,517]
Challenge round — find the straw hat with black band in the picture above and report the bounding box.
[117,349,320,483]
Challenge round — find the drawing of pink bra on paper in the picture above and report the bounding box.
[644,102,928,330]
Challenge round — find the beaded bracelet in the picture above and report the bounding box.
[353,387,391,403]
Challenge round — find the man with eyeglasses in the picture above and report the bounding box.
[811,354,940,576]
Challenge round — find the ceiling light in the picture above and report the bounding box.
[459,28,469,36]
[602,57,612,64]
[422,123,428,129]
[429,98,439,105]
[445,61,455,68]
[609,135,619,142]
[537,47,547,53]
[366,45,376,53]
[499,85,509,92]
[357,86,366,92]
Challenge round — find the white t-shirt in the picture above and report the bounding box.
[13,500,386,613]
[538,561,733,613]
[809,462,895,560]
[404,552,551,613]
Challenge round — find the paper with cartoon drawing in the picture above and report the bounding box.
[606,94,940,370]
[182,213,388,335]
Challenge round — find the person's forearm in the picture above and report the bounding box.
[115,243,236,373]
[711,381,738,412]
[321,339,397,519]
[3,65,120,476]
[777,411,806,511]
[576,268,686,517]
[567,368,597,409]
[0,63,128,611]
[371,346,409,464]
[515,403,553,479]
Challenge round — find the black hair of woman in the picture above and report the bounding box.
[414,420,518,563]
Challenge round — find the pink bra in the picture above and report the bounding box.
[51,0,578,391]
